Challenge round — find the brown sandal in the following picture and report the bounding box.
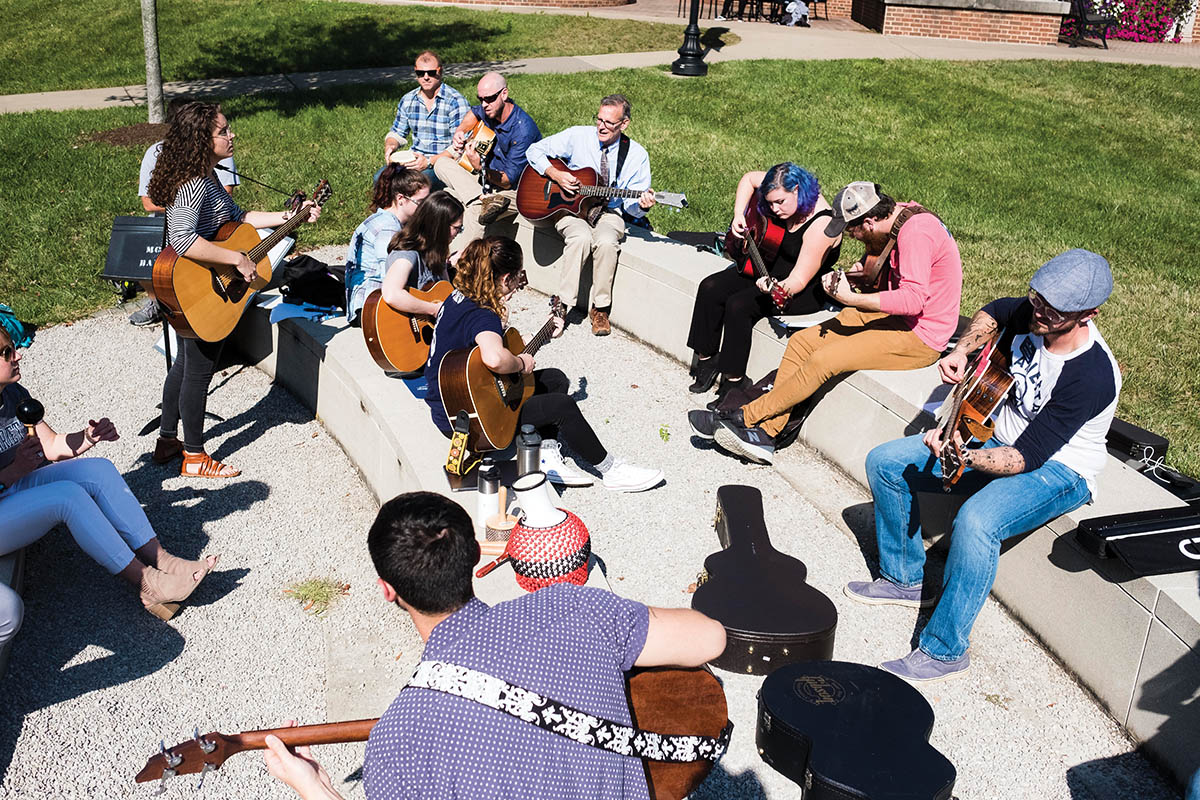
[152,436,184,464]
[181,451,241,479]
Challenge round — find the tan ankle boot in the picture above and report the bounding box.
[140,565,205,621]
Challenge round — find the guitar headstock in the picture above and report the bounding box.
[548,294,566,320]
[312,179,332,207]
[135,729,238,788]
[655,192,688,212]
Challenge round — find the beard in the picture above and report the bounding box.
[857,227,890,253]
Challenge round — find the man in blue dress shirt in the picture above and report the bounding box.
[434,71,541,249]
[525,95,656,336]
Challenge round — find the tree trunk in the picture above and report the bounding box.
[140,0,164,123]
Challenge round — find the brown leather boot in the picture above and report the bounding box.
[589,307,611,337]
[140,565,205,621]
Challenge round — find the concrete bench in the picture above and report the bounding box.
[231,216,1198,789]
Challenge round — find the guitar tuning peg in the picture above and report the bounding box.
[196,762,216,791]
[153,767,177,796]
[193,727,216,754]
[161,740,183,768]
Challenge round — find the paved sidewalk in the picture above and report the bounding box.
[1,4,1195,114]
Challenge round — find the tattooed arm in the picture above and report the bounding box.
[962,444,1025,476]
[937,308,998,384]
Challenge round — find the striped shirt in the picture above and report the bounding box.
[166,175,245,254]
[387,84,470,157]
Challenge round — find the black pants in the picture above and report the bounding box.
[519,369,607,465]
[160,336,225,452]
[687,265,828,377]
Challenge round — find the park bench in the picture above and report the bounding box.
[1064,0,1119,47]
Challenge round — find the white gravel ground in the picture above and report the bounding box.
[0,298,1179,800]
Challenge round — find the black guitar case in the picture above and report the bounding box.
[691,485,837,674]
[757,661,956,799]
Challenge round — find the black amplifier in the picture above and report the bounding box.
[102,215,166,284]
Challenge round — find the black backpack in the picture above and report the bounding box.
[268,255,346,309]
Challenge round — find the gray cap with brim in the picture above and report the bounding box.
[1030,249,1113,312]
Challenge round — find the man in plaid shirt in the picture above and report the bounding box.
[383,50,469,188]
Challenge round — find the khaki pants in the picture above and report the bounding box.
[554,211,626,310]
[433,157,516,247]
[742,308,939,438]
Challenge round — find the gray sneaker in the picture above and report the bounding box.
[128,298,162,327]
[844,578,936,608]
[881,648,970,684]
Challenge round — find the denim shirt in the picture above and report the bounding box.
[344,209,404,323]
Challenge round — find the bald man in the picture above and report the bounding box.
[434,72,541,248]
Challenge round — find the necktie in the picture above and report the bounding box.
[599,146,610,187]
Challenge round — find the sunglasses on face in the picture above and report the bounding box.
[415,69,440,78]
[0,345,17,363]
[478,89,503,104]
[1027,289,1070,323]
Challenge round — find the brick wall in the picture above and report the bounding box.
[827,0,854,17]
[882,6,1062,44]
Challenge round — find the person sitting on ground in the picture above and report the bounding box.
[375,191,465,339]
[523,94,657,337]
[0,306,218,640]
[381,49,469,189]
[344,165,432,325]
[146,101,321,479]
[130,98,242,328]
[687,163,841,405]
[264,491,726,799]
[689,181,962,466]
[434,72,541,249]
[426,236,664,492]
[845,250,1119,683]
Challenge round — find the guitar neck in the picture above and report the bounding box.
[245,209,308,263]
[521,317,558,358]
[744,236,771,282]
[233,719,377,752]
[579,185,643,201]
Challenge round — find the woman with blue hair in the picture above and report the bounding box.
[0,306,218,646]
[686,163,842,406]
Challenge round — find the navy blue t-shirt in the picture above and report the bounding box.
[425,291,505,433]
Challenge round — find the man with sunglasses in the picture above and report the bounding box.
[523,94,655,336]
[434,72,541,247]
[383,51,469,188]
[845,249,1119,684]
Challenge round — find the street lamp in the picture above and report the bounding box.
[671,0,708,76]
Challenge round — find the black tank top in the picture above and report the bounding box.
[770,209,841,280]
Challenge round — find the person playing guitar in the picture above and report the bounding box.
[262,492,725,800]
[845,250,1119,684]
[686,163,842,408]
[425,236,664,492]
[377,191,465,325]
[145,102,321,479]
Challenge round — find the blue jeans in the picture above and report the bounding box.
[866,434,1091,661]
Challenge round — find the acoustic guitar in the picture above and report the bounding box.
[361,281,454,373]
[757,661,956,799]
[149,180,332,342]
[438,295,566,452]
[514,158,687,224]
[455,120,496,173]
[935,334,1013,490]
[135,667,728,800]
[845,204,940,293]
[722,190,791,312]
[691,485,837,674]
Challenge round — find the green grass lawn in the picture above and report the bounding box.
[1,59,1198,475]
[0,0,693,95]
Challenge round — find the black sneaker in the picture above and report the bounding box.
[129,298,163,327]
[714,415,775,464]
[705,376,746,411]
[688,361,719,394]
[687,409,718,439]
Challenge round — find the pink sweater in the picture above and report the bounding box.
[877,204,963,352]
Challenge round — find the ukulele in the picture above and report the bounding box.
[757,661,957,799]
[149,180,332,342]
[361,281,454,373]
[722,191,791,312]
[438,295,566,452]
[514,159,687,224]
[136,667,728,800]
[691,485,837,674]
[935,335,1014,490]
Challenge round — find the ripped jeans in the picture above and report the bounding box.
[866,434,1091,662]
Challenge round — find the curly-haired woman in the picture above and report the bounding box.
[146,102,321,478]
[686,163,842,406]
[424,236,663,492]
[0,307,218,637]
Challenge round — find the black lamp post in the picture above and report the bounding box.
[671,0,708,76]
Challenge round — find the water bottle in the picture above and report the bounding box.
[516,424,542,477]
[476,457,500,528]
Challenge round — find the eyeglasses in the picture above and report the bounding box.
[1027,288,1070,324]
[594,115,626,130]
[478,89,503,104]
[414,69,440,78]
[213,126,233,139]
[0,345,18,363]
[450,221,464,235]
[405,193,425,206]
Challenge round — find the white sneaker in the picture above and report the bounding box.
[602,459,665,493]
[540,440,594,486]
